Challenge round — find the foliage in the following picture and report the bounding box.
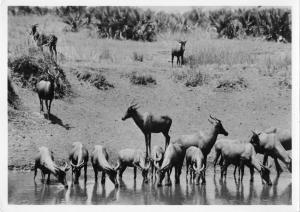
[8,6,291,42]
[56,6,89,32]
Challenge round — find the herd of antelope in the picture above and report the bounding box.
[30,24,292,190]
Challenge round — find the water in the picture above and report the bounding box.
[8,167,292,205]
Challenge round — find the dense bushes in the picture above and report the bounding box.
[8,6,291,42]
[8,52,72,99]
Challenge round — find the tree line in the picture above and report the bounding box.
[8,6,291,42]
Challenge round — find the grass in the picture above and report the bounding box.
[126,71,157,86]
[216,77,248,92]
[171,67,208,87]
[8,48,72,98]
[132,52,144,62]
[75,69,114,90]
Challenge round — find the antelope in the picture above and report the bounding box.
[150,145,165,180]
[263,128,291,166]
[122,101,172,159]
[172,115,228,183]
[250,131,292,176]
[156,142,185,187]
[69,142,89,184]
[214,139,245,178]
[219,140,272,185]
[34,146,70,188]
[36,68,60,119]
[91,145,119,188]
[185,146,205,185]
[29,24,58,62]
[115,148,150,183]
[171,40,187,67]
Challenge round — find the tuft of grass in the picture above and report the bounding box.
[76,70,114,90]
[99,49,114,62]
[132,52,144,62]
[216,77,248,92]
[171,68,208,87]
[126,71,157,86]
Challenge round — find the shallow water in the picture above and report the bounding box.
[8,167,292,205]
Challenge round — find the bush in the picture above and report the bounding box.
[8,52,72,98]
[185,71,207,87]
[133,52,143,62]
[76,70,114,90]
[126,71,156,86]
[216,77,248,92]
[8,75,21,109]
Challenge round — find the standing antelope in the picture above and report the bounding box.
[36,68,60,119]
[34,146,70,188]
[30,24,58,62]
[171,40,187,67]
[172,115,228,183]
[122,101,172,159]
[69,142,89,184]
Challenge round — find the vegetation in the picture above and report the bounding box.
[8,6,291,42]
[126,71,157,86]
[75,70,114,90]
[8,49,72,98]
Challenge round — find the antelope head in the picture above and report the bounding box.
[122,99,140,121]
[249,130,261,146]
[56,162,71,188]
[208,114,228,136]
[30,24,38,35]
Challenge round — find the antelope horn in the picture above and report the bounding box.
[209,114,220,122]
[78,160,85,168]
[64,162,69,169]
[47,70,55,78]
[193,163,197,171]
[199,163,205,172]
[70,161,76,167]
[153,161,160,169]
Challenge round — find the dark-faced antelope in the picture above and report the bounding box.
[172,115,228,183]
[250,131,292,177]
[122,101,172,159]
[91,145,119,188]
[30,24,58,62]
[115,148,150,183]
[34,146,70,188]
[69,142,89,184]
[36,68,60,119]
[171,40,187,67]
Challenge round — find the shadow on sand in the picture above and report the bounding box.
[44,113,73,130]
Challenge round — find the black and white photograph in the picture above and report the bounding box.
[1,0,299,209]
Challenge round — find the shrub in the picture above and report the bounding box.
[133,52,143,62]
[126,71,156,86]
[8,75,21,109]
[216,77,248,92]
[76,70,114,90]
[8,52,72,98]
[185,71,207,87]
